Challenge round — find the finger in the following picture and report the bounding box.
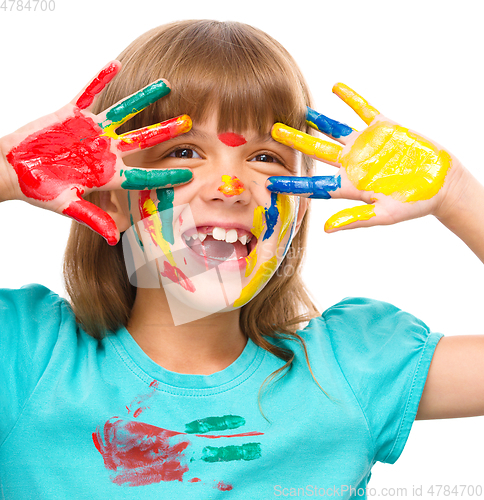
[306,107,355,143]
[324,204,376,232]
[74,61,121,110]
[99,79,171,132]
[271,123,343,165]
[117,115,192,153]
[332,83,380,125]
[266,175,341,199]
[117,167,193,191]
[62,198,119,246]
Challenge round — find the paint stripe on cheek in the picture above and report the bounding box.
[218,133,247,147]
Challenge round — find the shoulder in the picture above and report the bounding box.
[0,283,69,325]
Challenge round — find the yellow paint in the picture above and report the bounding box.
[251,205,266,240]
[340,121,452,203]
[234,256,278,307]
[141,196,177,268]
[276,194,296,245]
[245,251,257,277]
[332,83,380,125]
[271,123,342,163]
[325,205,376,231]
[218,175,245,196]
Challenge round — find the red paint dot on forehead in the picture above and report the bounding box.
[218,132,247,147]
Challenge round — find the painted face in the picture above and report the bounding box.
[120,114,303,324]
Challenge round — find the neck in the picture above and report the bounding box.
[126,287,247,375]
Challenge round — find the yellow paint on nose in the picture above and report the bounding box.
[218,175,245,196]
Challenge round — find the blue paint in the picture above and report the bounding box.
[266,175,341,199]
[263,192,279,241]
[306,107,352,138]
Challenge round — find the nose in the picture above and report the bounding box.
[200,167,252,206]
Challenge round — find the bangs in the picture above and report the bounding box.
[94,20,311,137]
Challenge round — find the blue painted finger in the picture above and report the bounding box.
[306,107,353,139]
[266,175,341,199]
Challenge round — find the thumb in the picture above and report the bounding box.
[324,204,376,232]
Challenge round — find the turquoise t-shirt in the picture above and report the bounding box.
[0,284,443,499]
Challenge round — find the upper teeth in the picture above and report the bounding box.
[183,227,252,245]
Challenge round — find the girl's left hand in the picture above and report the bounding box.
[267,83,466,232]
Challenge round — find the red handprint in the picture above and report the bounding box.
[3,61,192,245]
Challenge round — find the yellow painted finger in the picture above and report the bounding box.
[332,83,380,125]
[324,204,376,231]
[272,123,343,163]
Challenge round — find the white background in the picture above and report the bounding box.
[1,0,483,495]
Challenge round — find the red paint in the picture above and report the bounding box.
[196,431,264,439]
[118,115,192,152]
[76,62,119,109]
[189,478,201,483]
[216,481,233,491]
[92,417,190,486]
[7,109,116,200]
[218,132,247,147]
[63,199,118,246]
[126,379,159,418]
[160,261,196,292]
[218,175,245,197]
[6,109,118,244]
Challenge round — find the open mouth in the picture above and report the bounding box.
[182,226,258,261]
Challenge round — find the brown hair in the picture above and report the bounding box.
[63,20,331,410]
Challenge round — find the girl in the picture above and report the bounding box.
[1,19,483,499]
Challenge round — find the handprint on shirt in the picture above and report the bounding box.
[92,382,263,490]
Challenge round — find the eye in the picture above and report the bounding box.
[251,153,280,163]
[168,148,202,159]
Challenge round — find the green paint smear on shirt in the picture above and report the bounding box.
[121,169,192,191]
[202,443,262,462]
[105,80,170,124]
[185,415,245,434]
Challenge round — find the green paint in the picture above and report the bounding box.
[104,80,170,126]
[185,415,245,434]
[201,443,262,463]
[121,168,192,190]
[156,188,174,245]
[127,191,143,249]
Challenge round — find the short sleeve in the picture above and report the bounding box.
[322,297,443,464]
[0,284,65,445]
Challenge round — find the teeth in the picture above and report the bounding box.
[225,229,238,243]
[184,227,254,246]
[212,227,226,241]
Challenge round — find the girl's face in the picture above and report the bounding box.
[119,113,307,323]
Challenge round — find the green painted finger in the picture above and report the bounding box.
[120,168,193,190]
[100,79,171,131]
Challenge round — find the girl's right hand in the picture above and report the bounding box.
[0,61,193,245]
